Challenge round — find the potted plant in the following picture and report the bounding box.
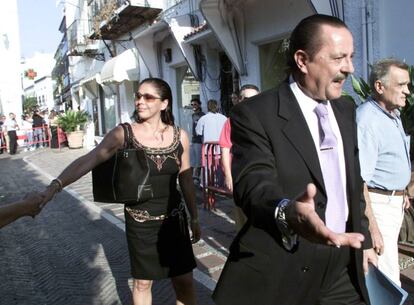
[57,110,89,148]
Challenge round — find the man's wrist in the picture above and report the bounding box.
[275,199,297,250]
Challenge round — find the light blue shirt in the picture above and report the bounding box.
[356,98,411,190]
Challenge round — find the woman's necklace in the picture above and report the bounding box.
[154,125,168,143]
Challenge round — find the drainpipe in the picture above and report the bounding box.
[362,0,374,79]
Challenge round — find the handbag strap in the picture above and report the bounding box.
[121,123,134,148]
[118,123,130,149]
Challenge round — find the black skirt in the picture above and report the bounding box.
[125,207,196,279]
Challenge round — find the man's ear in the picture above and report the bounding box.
[294,50,309,74]
[373,80,384,95]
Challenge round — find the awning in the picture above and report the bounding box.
[80,73,101,86]
[167,14,200,80]
[134,21,169,77]
[80,73,100,99]
[309,0,344,19]
[200,0,246,75]
[100,49,139,83]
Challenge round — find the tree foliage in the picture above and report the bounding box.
[23,96,38,114]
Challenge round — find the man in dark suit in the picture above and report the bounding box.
[213,14,377,305]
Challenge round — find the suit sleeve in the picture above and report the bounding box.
[351,103,373,249]
[230,104,282,236]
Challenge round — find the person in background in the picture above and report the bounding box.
[213,14,376,305]
[48,110,60,149]
[189,98,205,186]
[357,58,411,286]
[32,110,45,149]
[33,78,200,305]
[219,84,260,231]
[21,114,34,151]
[0,193,44,229]
[195,99,227,143]
[0,115,6,154]
[3,112,19,155]
[41,110,49,147]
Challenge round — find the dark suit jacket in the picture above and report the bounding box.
[213,82,372,305]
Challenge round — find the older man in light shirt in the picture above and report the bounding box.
[357,58,412,286]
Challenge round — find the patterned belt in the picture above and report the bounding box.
[368,188,405,196]
[126,204,185,223]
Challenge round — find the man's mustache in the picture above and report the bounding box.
[333,73,349,82]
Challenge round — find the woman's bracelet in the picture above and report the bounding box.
[49,178,63,192]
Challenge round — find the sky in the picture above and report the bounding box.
[17,0,62,59]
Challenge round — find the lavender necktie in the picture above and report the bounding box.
[314,103,347,233]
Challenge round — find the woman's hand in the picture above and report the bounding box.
[39,183,60,208]
[190,221,201,244]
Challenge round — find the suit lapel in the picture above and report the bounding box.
[278,84,326,191]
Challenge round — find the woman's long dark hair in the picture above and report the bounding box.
[132,78,175,125]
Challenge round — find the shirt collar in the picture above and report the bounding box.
[367,97,401,119]
[289,75,330,112]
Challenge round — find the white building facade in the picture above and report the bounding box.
[59,0,414,140]
[0,0,23,118]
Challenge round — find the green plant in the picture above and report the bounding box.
[57,110,89,132]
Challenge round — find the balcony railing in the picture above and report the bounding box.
[67,19,100,56]
[88,0,163,40]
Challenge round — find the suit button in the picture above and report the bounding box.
[317,201,326,209]
[301,266,310,272]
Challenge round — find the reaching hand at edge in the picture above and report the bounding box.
[23,192,45,218]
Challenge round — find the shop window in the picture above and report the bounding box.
[176,66,200,135]
[259,38,289,91]
[98,86,116,134]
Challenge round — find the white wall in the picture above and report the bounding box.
[0,0,23,117]
[239,0,314,89]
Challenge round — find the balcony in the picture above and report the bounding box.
[67,19,102,60]
[88,0,163,40]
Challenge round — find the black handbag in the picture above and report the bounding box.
[92,123,153,204]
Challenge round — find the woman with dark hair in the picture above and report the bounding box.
[36,78,201,305]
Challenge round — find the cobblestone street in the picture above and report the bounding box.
[0,148,226,305]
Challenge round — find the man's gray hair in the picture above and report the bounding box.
[369,58,409,92]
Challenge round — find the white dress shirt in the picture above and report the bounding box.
[290,79,349,221]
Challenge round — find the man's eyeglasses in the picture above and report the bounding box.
[135,92,162,101]
[191,103,199,106]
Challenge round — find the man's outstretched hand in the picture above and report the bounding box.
[286,183,365,248]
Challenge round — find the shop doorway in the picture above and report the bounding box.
[176,66,200,136]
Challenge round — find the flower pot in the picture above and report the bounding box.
[66,130,84,149]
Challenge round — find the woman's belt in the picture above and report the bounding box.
[126,203,185,223]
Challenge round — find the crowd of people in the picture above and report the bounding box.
[0,108,61,154]
[2,13,414,305]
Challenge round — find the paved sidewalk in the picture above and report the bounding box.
[1,147,414,304]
